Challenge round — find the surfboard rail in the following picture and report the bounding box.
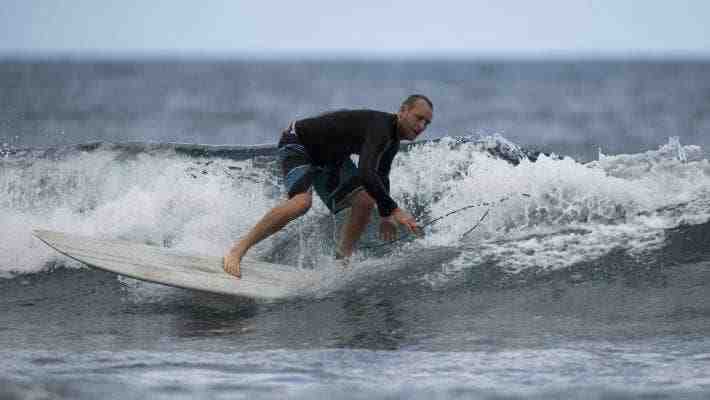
[33,229,319,300]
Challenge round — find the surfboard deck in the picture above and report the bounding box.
[33,230,320,300]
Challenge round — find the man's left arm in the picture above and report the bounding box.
[358,128,398,217]
[374,144,421,239]
[376,143,398,193]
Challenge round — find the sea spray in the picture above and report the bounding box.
[2,137,709,281]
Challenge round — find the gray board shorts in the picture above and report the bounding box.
[277,123,364,214]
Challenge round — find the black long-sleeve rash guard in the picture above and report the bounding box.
[294,109,400,217]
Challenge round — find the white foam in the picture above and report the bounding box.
[4,342,710,395]
[388,137,710,276]
[2,137,709,280]
[0,149,276,277]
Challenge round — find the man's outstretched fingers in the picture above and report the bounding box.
[410,223,423,237]
[399,211,418,234]
[407,221,423,237]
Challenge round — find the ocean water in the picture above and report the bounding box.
[1,58,710,399]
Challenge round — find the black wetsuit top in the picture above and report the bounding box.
[295,110,400,217]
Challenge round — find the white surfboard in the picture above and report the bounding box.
[33,230,320,300]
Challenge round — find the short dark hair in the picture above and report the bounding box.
[401,94,433,111]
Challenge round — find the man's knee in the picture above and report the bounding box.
[289,192,312,217]
[352,190,376,212]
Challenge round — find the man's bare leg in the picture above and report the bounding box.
[337,191,375,259]
[224,192,312,278]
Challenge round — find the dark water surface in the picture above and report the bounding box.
[2,58,709,159]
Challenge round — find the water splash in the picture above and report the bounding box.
[2,137,709,281]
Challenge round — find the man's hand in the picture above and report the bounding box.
[380,208,422,241]
[223,250,242,279]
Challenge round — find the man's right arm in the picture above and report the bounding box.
[358,130,399,217]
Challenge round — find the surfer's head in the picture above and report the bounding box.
[397,94,433,141]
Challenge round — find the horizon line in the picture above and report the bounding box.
[2,49,710,62]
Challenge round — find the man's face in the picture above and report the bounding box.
[397,99,433,141]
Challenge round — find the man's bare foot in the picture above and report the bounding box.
[335,248,351,269]
[335,257,351,269]
[223,250,242,279]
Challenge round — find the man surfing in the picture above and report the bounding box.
[224,95,433,278]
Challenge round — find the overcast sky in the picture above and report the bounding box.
[2,0,709,57]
